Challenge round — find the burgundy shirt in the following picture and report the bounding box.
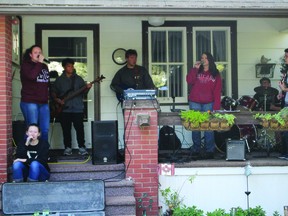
[186,67,222,110]
[20,60,49,104]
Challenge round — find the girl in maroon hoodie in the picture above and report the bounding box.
[186,52,222,159]
[20,45,50,142]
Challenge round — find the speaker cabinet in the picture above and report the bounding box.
[91,121,118,165]
[226,139,246,161]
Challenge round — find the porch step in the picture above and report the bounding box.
[2,155,136,216]
[105,196,136,216]
[48,161,125,181]
[49,164,135,215]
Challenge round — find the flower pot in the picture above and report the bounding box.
[260,119,270,128]
[189,122,200,130]
[181,120,190,130]
[209,120,220,130]
[219,121,231,130]
[200,121,210,130]
[270,120,280,129]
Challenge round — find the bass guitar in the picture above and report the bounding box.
[51,74,105,118]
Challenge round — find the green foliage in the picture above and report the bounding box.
[254,107,288,126]
[212,113,236,126]
[74,62,88,79]
[273,211,281,216]
[180,110,210,127]
[151,65,167,88]
[160,176,196,211]
[247,206,266,216]
[180,110,236,127]
[206,208,229,216]
[173,205,204,216]
[165,206,269,216]
[253,113,273,121]
[160,187,183,210]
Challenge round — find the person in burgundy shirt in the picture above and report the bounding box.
[20,45,50,142]
[186,52,222,159]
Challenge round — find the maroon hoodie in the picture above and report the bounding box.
[20,60,49,104]
[186,67,222,110]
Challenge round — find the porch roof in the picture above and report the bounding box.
[1,0,288,17]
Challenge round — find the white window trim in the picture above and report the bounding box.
[148,27,187,104]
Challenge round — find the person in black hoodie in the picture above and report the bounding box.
[51,58,92,156]
[13,123,50,182]
[110,49,155,103]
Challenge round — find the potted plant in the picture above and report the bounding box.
[211,113,236,130]
[254,107,288,130]
[180,111,236,131]
[180,110,210,130]
[253,113,273,128]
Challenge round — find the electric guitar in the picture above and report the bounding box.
[51,75,105,118]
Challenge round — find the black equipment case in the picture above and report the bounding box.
[2,180,105,215]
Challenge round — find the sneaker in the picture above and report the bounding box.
[78,147,88,155]
[63,147,72,156]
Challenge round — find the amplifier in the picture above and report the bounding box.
[226,139,246,161]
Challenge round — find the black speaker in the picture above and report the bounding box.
[226,139,246,161]
[91,120,118,165]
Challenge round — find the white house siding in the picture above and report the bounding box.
[159,166,288,215]
[1,0,288,10]
[15,15,288,149]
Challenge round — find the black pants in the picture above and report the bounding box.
[59,112,85,149]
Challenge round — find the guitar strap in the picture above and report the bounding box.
[61,74,76,97]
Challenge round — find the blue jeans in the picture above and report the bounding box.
[189,101,215,153]
[13,161,50,182]
[20,102,50,141]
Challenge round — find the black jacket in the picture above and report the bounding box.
[110,65,155,99]
[16,139,50,172]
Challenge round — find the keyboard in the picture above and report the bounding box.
[124,89,156,100]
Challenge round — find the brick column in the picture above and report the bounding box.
[124,100,159,216]
[0,16,13,183]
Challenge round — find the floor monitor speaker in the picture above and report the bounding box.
[226,139,246,161]
[91,120,118,165]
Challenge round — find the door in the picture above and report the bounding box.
[41,29,96,149]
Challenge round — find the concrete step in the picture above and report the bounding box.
[49,161,125,181]
[105,179,135,197]
[105,196,136,216]
[48,160,135,216]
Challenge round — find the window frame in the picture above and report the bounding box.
[148,27,188,103]
[142,20,238,106]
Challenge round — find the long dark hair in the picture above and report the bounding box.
[22,45,42,62]
[198,52,220,78]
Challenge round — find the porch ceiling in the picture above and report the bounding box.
[1,1,288,17]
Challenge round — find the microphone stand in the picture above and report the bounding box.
[262,93,270,157]
[169,95,179,162]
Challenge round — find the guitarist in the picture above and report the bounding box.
[51,58,92,156]
[110,49,155,104]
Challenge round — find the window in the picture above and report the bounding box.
[193,27,231,96]
[144,21,237,104]
[149,27,187,103]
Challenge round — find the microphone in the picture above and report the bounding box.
[29,138,33,142]
[37,55,50,64]
[43,58,51,64]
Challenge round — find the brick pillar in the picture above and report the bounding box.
[0,16,13,183]
[124,100,159,216]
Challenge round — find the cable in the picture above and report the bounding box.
[48,155,91,165]
[49,117,56,146]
